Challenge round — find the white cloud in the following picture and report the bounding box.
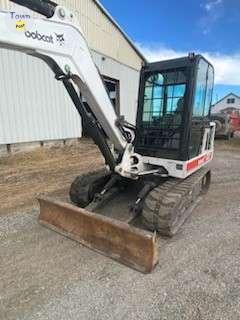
[204,0,222,12]
[199,0,224,34]
[137,44,240,86]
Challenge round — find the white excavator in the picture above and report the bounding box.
[0,0,215,272]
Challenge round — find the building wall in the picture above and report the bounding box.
[212,94,240,114]
[0,48,81,144]
[0,0,143,145]
[58,0,143,71]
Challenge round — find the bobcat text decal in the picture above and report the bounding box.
[24,30,65,46]
[25,30,54,43]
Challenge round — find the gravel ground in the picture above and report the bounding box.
[0,140,240,320]
[0,139,103,215]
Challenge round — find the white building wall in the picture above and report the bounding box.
[0,49,82,144]
[212,94,240,113]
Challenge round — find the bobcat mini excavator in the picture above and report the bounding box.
[0,0,215,272]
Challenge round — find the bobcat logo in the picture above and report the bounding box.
[55,33,64,45]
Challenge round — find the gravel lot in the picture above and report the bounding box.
[0,139,240,320]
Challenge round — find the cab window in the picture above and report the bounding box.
[193,59,208,118]
[204,65,214,116]
[142,70,187,123]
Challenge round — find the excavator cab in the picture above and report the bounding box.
[135,54,214,161]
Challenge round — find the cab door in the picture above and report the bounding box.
[189,58,214,158]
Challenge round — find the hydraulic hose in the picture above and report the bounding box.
[10,0,57,18]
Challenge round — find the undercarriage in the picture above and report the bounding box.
[69,167,211,236]
[38,167,211,273]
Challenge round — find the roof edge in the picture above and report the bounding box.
[94,0,147,64]
[212,92,240,106]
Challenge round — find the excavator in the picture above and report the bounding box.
[0,0,215,273]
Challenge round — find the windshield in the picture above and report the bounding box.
[142,69,187,127]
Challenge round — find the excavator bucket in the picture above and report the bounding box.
[38,198,159,273]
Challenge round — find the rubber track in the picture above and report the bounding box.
[69,168,111,207]
[142,167,210,236]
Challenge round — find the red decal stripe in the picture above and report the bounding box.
[187,153,212,171]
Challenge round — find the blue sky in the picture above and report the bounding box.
[100,0,240,103]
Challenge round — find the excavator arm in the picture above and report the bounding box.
[0,0,131,171]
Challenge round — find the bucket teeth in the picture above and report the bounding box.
[38,198,159,273]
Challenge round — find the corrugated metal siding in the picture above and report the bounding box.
[61,0,143,70]
[0,0,142,144]
[0,49,82,144]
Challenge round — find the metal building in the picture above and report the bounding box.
[0,0,145,148]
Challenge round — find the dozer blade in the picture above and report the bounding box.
[38,198,159,273]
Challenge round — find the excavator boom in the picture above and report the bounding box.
[0,0,127,154]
